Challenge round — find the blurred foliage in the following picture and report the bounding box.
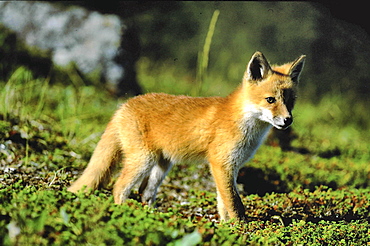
[1,2,369,101]
[0,25,53,80]
[132,2,370,100]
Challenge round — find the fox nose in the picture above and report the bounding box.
[283,117,293,128]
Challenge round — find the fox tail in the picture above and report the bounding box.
[68,123,121,193]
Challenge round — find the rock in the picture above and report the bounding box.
[0,2,142,96]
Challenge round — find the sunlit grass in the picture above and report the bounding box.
[293,95,370,155]
[0,67,119,151]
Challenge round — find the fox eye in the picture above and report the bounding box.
[265,97,276,104]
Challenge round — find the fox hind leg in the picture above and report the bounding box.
[139,157,173,205]
[113,151,157,204]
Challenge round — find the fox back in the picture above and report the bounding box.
[68,51,305,221]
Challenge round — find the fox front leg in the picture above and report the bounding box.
[209,160,246,221]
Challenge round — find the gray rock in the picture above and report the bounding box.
[0,1,141,96]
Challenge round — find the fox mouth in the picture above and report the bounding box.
[274,124,291,130]
[273,117,293,130]
[257,110,293,130]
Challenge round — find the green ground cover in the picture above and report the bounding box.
[0,64,369,245]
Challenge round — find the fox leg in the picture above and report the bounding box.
[139,157,172,205]
[215,189,228,220]
[209,160,245,221]
[113,151,157,204]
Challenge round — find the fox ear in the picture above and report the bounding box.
[245,51,272,82]
[289,55,306,83]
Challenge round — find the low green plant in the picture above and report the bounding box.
[1,183,369,245]
[1,62,370,245]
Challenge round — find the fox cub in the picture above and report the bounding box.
[68,51,305,221]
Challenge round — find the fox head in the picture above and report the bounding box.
[243,51,306,130]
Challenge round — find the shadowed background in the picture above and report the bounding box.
[0,1,369,101]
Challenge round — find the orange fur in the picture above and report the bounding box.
[68,51,305,221]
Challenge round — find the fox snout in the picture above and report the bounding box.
[274,115,293,130]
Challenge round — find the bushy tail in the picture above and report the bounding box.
[68,123,121,193]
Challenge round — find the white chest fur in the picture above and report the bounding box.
[230,115,272,169]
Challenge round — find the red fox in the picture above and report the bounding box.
[68,51,305,221]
